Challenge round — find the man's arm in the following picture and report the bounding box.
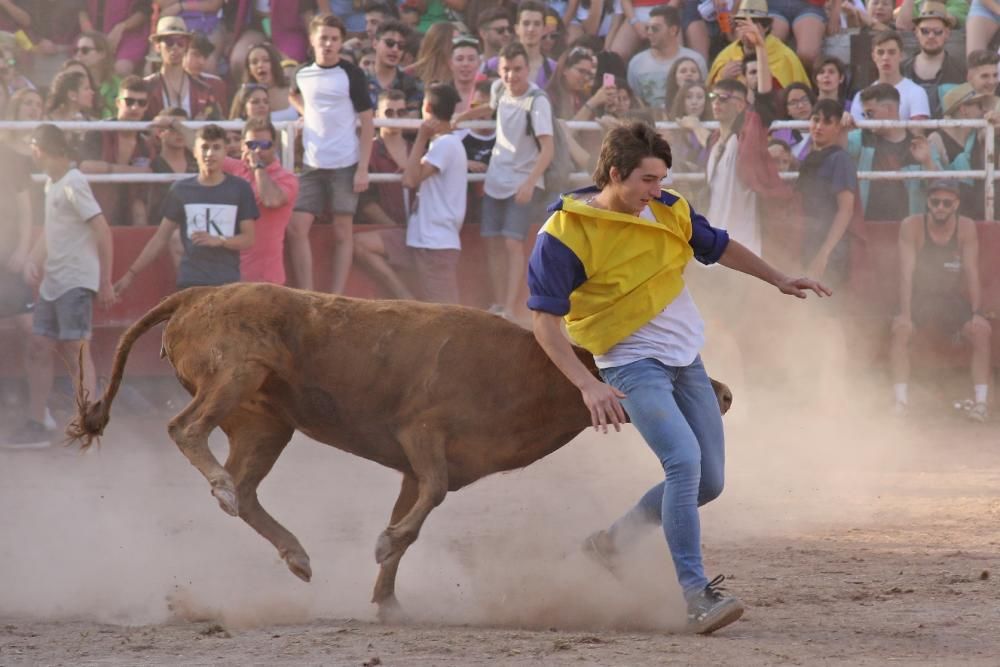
[254,164,291,208]
[451,103,494,127]
[515,134,553,205]
[718,239,832,298]
[0,0,31,28]
[960,219,983,316]
[806,190,854,279]
[354,109,375,193]
[114,217,178,294]
[401,120,443,189]
[129,196,149,227]
[7,190,32,272]
[89,213,116,307]
[896,218,917,322]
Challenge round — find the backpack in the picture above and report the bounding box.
[524,89,574,197]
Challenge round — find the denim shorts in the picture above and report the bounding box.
[480,189,549,241]
[293,164,359,216]
[970,0,1000,23]
[768,0,827,24]
[33,287,94,341]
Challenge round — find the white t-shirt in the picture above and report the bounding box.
[407,132,468,250]
[40,168,104,301]
[484,80,553,200]
[706,133,761,256]
[595,206,705,369]
[849,77,930,122]
[295,59,372,169]
[627,47,707,109]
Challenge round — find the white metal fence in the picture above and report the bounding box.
[2,117,994,220]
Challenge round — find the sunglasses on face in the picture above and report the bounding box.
[160,36,189,49]
[708,92,738,103]
[381,37,402,49]
[861,109,878,119]
[929,197,958,208]
[380,107,405,117]
[121,97,148,108]
[919,26,945,37]
[75,45,96,55]
[245,139,273,150]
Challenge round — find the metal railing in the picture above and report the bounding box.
[1,117,994,220]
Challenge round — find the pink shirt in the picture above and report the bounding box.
[223,157,299,285]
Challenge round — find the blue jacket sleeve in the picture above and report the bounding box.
[526,232,587,315]
[689,205,730,265]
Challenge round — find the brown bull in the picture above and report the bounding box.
[69,282,732,619]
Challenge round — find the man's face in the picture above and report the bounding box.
[365,11,385,42]
[927,190,959,221]
[809,113,841,148]
[450,45,480,83]
[867,0,894,23]
[74,36,101,69]
[515,10,544,48]
[744,62,758,91]
[862,98,900,134]
[968,64,999,95]
[310,25,343,64]
[183,48,206,76]
[480,18,512,51]
[156,117,187,150]
[196,136,226,172]
[646,16,674,49]
[116,88,149,121]
[872,40,902,76]
[157,35,190,67]
[377,96,407,135]
[610,156,669,214]
[710,87,746,123]
[768,144,793,172]
[915,18,948,56]
[375,30,403,68]
[500,54,529,94]
[244,128,276,164]
[955,98,985,120]
[815,63,844,93]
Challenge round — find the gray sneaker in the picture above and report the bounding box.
[686,575,744,634]
[968,402,988,423]
[1,419,54,450]
[581,529,621,579]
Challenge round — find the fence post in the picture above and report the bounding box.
[986,122,995,222]
[280,121,297,171]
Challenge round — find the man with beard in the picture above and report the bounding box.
[850,30,930,122]
[367,20,423,115]
[477,7,514,65]
[889,181,990,421]
[901,2,964,118]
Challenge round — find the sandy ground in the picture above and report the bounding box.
[2,379,999,667]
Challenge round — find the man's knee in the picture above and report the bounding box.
[332,215,353,243]
[698,474,724,505]
[287,212,313,239]
[503,236,526,254]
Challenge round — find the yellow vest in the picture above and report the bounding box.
[540,190,695,356]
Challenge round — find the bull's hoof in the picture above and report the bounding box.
[375,595,406,624]
[284,551,312,582]
[211,483,239,517]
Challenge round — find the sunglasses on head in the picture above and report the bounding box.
[918,26,945,37]
[74,45,96,55]
[381,37,402,49]
[160,36,189,48]
[121,96,148,108]
[245,139,273,150]
[928,197,957,208]
[452,35,481,48]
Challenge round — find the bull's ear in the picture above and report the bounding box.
[709,378,733,415]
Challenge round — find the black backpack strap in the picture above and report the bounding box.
[525,89,541,151]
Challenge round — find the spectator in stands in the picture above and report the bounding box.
[407,21,457,88]
[357,89,411,226]
[850,31,930,122]
[368,20,423,114]
[184,32,228,114]
[896,0,969,31]
[399,3,420,32]
[848,83,939,221]
[796,99,857,285]
[229,82,271,120]
[242,41,299,122]
[540,8,567,61]
[458,80,496,226]
[114,124,258,294]
[73,31,120,119]
[606,0,659,61]
[5,88,44,228]
[8,124,115,448]
[812,55,848,106]
[765,0,828,71]
[358,46,376,74]
[484,2,557,88]
[45,70,96,123]
[0,0,30,34]
[901,2,964,118]
[154,0,225,72]
[228,1,311,80]
[80,76,154,227]
[890,180,989,422]
[666,81,712,174]
[767,138,797,172]
[450,34,481,114]
[547,46,609,120]
[363,1,396,44]
[81,0,152,77]
[771,83,815,162]
[220,117,299,285]
[25,1,86,86]
[455,42,554,320]
[928,84,998,221]
[288,13,374,293]
[708,0,810,89]
[967,0,1000,56]
[627,6,706,111]
[143,17,222,120]
[355,83,467,303]
[477,7,514,63]
[664,56,704,113]
[148,107,197,234]
[965,49,1000,112]
[0,34,35,111]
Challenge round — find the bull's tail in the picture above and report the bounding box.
[67,288,207,449]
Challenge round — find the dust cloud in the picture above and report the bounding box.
[0,275,979,634]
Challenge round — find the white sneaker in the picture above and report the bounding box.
[43,408,57,431]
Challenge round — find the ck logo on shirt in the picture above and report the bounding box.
[185,203,238,237]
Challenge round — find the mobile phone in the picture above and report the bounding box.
[603,73,615,88]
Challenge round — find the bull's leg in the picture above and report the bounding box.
[371,474,418,619]
[372,429,448,620]
[167,368,267,517]
[220,411,312,582]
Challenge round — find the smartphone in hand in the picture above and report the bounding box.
[603,73,615,88]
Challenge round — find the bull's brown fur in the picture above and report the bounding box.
[68,282,731,618]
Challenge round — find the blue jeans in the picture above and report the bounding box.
[599,355,725,597]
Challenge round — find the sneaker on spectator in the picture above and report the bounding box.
[43,408,57,431]
[686,575,744,635]
[1,419,55,450]
[968,402,988,423]
[581,529,621,578]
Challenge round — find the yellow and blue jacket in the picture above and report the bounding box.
[527,187,729,356]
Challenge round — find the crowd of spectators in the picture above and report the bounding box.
[2,0,1000,445]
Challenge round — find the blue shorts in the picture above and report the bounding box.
[767,0,827,25]
[481,190,549,241]
[33,287,94,341]
[969,0,1000,23]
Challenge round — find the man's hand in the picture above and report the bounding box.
[6,248,27,274]
[719,60,742,81]
[631,20,647,39]
[969,313,991,335]
[191,231,225,247]
[97,280,117,308]
[739,20,766,48]
[353,169,370,193]
[113,271,134,297]
[579,376,627,433]
[909,135,932,166]
[514,180,535,205]
[21,260,40,287]
[776,275,832,299]
[467,160,488,173]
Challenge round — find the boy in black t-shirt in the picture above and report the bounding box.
[115,124,259,294]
